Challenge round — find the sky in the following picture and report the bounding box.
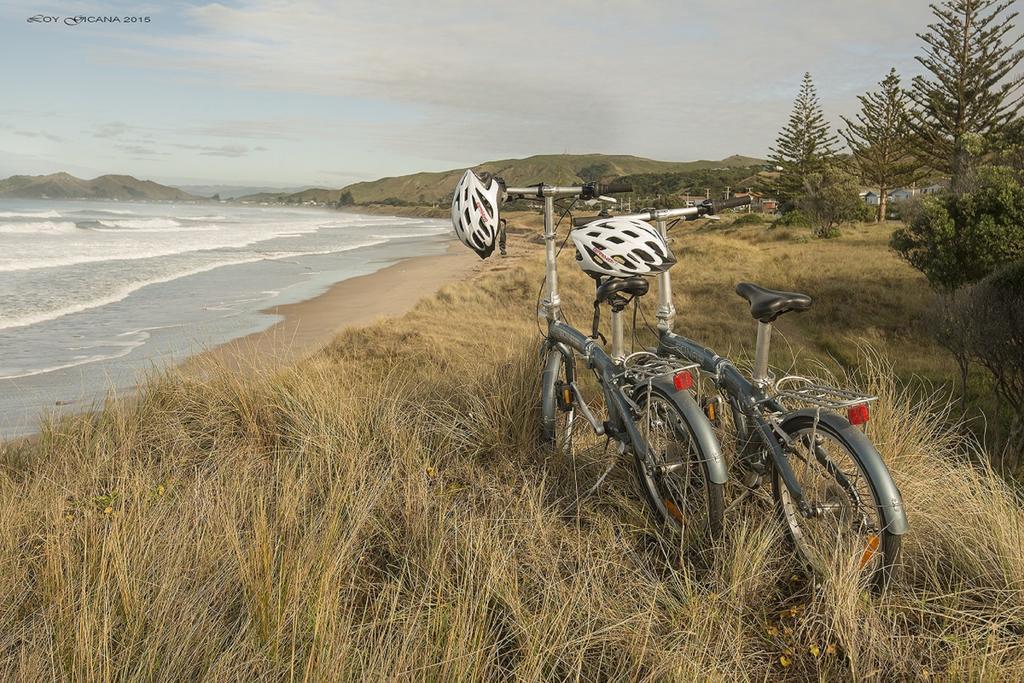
[0,0,947,188]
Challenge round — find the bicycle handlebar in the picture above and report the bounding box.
[710,195,753,211]
[572,195,754,226]
[598,180,633,195]
[501,179,633,200]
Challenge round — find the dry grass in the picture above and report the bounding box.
[2,216,1022,680]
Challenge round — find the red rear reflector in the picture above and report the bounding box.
[848,404,869,426]
[673,370,693,391]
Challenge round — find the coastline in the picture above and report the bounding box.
[2,225,478,442]
[186,239,479,370]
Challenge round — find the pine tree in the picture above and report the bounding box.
[841,69,922,222]
[908,0,1024,192]
[769,72,840,205]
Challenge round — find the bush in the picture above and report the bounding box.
[932,261,1024,461]
[891,166,1024,290]
[796,167,867,238]
[731,213,765,226]
[771,209,811,228]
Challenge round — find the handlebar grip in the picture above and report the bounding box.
[710,196,753,212]
[598,181,633,195]
[573,215,603,227]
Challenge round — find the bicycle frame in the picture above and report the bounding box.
[508,184,645,449]
[513,183,728,487]
[633,210,907,534]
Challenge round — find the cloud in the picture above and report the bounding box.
[171,142,266,157]
[182,120,297,140]
[114,143,166,157]
[14,130,64,143]
[94,0,945,163]
[93,122,130,138]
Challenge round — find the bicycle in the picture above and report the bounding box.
[488,178,731,544]
[572,198,909,588]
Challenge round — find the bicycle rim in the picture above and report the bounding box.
[773,420,897,587]
[638,389,724,542]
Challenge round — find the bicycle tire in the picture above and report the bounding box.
[771,413,902,590]
[635,386,725,542]
[539,345,575,450]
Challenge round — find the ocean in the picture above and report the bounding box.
[0,199,451,438]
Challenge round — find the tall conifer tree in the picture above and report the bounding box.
[842,69,921,221]
[769,72,840,204]
[908,0,1024,192]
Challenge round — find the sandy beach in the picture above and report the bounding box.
[194,240,479,370]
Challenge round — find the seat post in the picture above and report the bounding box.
[654,217,675,332]
[610,306,626,362]
[752,321,772,386]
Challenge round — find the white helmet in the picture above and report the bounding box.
[570,217,676,278]
[451,169,502,259]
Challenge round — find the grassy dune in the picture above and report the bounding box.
[2,217,1023,680]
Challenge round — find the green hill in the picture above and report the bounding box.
[236,188,340,205]
[236,154,766,206]
[0,172,200,201]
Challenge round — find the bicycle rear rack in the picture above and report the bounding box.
[770,375,877,410]
[618,351,698,386]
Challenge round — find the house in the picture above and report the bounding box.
[731,191,779,214]
[861,182,948,205]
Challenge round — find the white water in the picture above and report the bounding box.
[0,199,452,436]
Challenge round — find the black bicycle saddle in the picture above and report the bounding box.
[734,282,813,323]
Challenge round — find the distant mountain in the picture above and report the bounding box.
[0,172,200,201]
[236,188,340,204]
[172,184,312,200]
[236,154,767,206]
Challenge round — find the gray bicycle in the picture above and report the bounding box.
[572,198,909,588]
[495,179,730,544]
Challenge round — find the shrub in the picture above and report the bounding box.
[796,167,867,238]
[771,209,811,228]
[891,166,1024,290]
[932,261,1024,460]
[731,213,765,226]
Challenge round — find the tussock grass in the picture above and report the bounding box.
[2,218,1022,680]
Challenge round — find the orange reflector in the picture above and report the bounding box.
[561,386,572,404]
[664,498,684,524]
[848,403,870,426]
[858,534,880,569]
[673,370,693,391]
[706,401,717,421]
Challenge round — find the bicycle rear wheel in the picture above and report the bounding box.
[635,386,725,543]
[772,414,901,589]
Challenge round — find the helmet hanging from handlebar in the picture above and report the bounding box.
[451,169,502,259]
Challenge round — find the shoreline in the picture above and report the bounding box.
[186,240,479,370]
[3,230,478,443]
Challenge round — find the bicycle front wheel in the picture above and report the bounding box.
[540,345,575,451]
[635,387,725,544]
[772,414,902,590]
